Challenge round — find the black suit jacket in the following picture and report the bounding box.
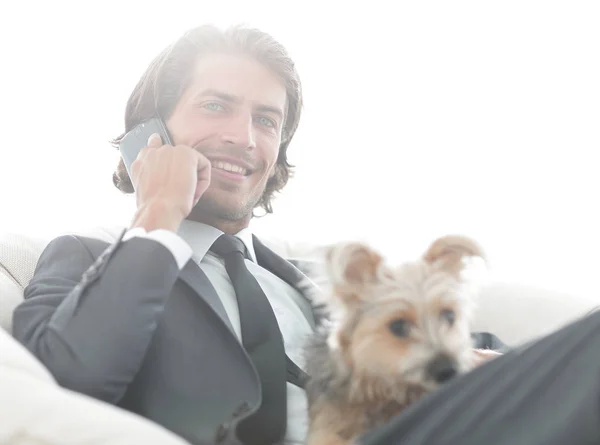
[12,231,319,445]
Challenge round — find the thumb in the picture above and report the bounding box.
[147,133,163,148]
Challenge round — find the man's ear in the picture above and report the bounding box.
[325,242,385,308]
[422,235,486,277]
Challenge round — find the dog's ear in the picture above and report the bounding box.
[325,242,385,307]
[423,235,485,277]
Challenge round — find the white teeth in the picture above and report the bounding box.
[214,161,247,175]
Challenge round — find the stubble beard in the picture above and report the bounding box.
[187,183,265,224]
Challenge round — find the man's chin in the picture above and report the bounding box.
[187,194,255,223]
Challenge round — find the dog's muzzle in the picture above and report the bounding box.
[426,354,458,383]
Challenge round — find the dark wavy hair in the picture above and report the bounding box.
[111,24,303,214]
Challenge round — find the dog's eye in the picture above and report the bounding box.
[441,309,455,325]
[389,319,411,337]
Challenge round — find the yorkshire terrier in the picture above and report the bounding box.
[304,235,491,445]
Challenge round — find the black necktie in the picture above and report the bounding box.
[210,234,288,445]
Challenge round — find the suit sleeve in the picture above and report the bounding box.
[12,232,192,404]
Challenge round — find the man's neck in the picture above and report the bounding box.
[187,214,251,235]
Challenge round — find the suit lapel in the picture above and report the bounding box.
[178,259,236,334]
[252,236,324,325]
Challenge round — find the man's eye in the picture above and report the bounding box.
[256,116,276,128]
[203,102,225,111]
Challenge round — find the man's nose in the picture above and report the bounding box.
[220,113,256,150]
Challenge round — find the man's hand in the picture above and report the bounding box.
[472,348,503,367]
[129,133,211,232]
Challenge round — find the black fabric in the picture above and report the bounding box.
[210,234,289,445]
[287,355,310,389]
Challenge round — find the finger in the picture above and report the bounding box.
[193,153,211,206]
[147,133,163,148]
[192,182,204,207]
[195,151,212,174]
[137,133,163,161]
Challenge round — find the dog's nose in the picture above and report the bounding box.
[427,355,458,383]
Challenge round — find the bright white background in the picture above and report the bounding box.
[0,1,599,298]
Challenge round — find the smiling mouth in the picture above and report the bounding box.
[211,160,251,176]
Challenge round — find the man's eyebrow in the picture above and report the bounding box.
[255,104,284,120]
[195,89,241,103]
[195,88,284,120]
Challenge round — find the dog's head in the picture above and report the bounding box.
[323,235,485,393]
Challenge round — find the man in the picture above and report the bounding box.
[12,24,502,445]
[13,24,309,445]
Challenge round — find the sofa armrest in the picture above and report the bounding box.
[471,282,600,346]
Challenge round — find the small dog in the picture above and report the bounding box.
[304,235,487,445]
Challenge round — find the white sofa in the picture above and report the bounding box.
[1,229,599,444]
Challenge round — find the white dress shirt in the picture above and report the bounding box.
[123,220,314,444]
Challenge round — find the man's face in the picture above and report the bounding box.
[166,53,287,223]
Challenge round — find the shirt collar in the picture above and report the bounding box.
[234,227,257,262]
[177,219,256,262]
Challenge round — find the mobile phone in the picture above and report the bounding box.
[118,117,173,180]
